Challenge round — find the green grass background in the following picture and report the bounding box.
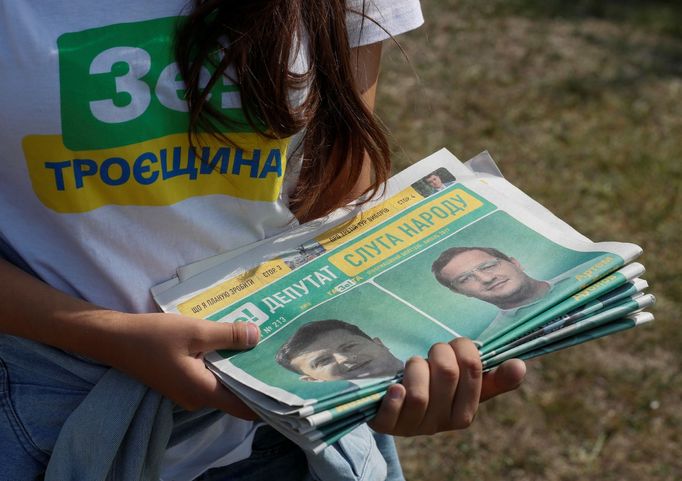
[376,1,682,479]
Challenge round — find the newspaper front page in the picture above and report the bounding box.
[153,149,651,450]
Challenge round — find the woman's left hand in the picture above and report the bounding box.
[369,337,525,436]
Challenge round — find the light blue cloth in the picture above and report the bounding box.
[306,425,387,481]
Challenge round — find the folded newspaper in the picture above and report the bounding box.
[152,149,654,453]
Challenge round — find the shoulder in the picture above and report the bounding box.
[346,0,424,48]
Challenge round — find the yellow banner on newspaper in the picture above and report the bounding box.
[315,187,423,251]
[328,189,483,277]
[178,259,291,317]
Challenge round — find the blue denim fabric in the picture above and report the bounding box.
[0,335,174,481]
[0,336,96,480]
[0,356,49,479]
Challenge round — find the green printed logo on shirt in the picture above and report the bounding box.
[22,17,289,213]
[57,16,249,150]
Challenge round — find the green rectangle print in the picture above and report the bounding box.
[57,17,249,150]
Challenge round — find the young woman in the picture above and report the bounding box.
[0,1,525,479]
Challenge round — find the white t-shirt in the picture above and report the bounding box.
[0,2,423,480]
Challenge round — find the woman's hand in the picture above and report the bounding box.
[369,338,525,436]
[110,312,261,420]
[0,260,260,419]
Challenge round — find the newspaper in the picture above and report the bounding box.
[480,277,649,361]
[153,149,653,451]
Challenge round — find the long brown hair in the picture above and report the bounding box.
[175,0,391,222]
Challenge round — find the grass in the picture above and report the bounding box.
[376,1,682,479]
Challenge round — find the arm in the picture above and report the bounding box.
[348,41,382,200]
[0,258,259,418]
[350,42,527,436]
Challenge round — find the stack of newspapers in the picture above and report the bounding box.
[152,149,654,453]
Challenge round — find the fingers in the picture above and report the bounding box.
[421,343,459,433]
[448,338,483,428]
[395,357,431,433]
[481,359,526,402]
[192,321,260,352]
[201,372,260,420]
[372,339,524,437]
[369,356,429,436]
[177,356,260,420]
[372,338,483,436]
[369,384,406,434]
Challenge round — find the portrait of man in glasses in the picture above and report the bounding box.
[431,246,551,340]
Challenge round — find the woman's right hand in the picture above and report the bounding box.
[0,259,260,419]
[104,312,261,419]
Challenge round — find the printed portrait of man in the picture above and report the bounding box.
[275,319,404,382]
[431,246,552,340]
[424,172,454,193]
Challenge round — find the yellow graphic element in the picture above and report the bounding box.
[178,259,291,317]
[334,393,382,414]
[328,189,483,277]
[315,187,423,251]
[574,256,616,282]
[23,133,290,213]
[572,274,618,301]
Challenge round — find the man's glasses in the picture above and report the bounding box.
[448,258,502,288]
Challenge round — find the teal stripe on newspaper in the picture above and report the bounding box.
[517,317,642,362]
[480,267,628,354]
[482,296,649,369]
[481,280,642,361]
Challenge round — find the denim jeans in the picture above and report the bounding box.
[0,341,96,481]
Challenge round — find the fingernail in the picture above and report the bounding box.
[246,323,260,347]
[387,386,404,400]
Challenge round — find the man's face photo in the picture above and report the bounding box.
[425,174,444,190]
[278,321,404,382]
[438,249,534,308]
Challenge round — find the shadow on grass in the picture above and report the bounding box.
[538,25,682,102]
[579,23,682,78]
[504,0,682,38]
